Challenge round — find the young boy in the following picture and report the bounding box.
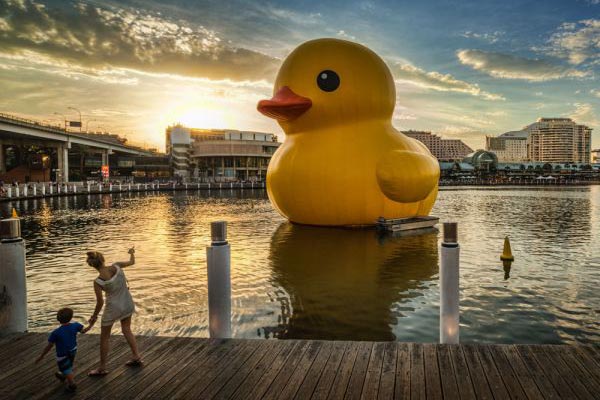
[35,307,90,392]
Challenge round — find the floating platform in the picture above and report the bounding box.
[376,216,439,233]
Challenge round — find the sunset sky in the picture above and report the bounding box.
[0,0,599,151]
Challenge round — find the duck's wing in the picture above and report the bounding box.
[376,150,440,203]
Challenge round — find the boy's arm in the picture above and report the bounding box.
[35,342,53,363]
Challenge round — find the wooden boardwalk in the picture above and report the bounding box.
[0,333,599,399]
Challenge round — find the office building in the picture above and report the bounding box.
[402,130,473,161]
[525,118,591,163]
[485,131,529,162]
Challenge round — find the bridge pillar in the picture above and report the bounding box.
[57,145,69,183]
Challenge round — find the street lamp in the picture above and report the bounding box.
[68,106,82,132]
[85,119,96,132]
[53,112,67,130]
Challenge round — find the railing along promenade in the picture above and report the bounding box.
[0,181,266,201]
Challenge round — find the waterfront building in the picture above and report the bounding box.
[166,125,281,181]
[402,130,473,161]
[462,150,498,171]
[485,131,529,162]
[592,149,600,164]
[525,118,592,163]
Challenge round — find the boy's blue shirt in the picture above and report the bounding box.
[48,322,83,357]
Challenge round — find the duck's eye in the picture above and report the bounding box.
[317,70,340,92]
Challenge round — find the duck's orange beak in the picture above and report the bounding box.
[257,86,312,122]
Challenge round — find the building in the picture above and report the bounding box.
[485,131,529,162]
[402,130,473,161]
[592,149,600,164]
[463,150,498,171]
[166,125,281,181]
[525,118,592,163]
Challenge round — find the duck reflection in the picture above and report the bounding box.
[266,223,439,341]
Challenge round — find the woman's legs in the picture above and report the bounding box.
[99,324,113,371]
[120,316,141,361]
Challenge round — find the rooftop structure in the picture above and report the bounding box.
[402,130,473,161]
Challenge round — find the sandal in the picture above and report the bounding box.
[125,359,143,367]
[54,372,66,382]
[88,369,109,377]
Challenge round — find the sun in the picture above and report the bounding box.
[164,102,236,130]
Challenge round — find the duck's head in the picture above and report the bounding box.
[258,38,396,134]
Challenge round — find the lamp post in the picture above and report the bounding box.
[68,106,82,132]
[53,112,67,131]
[85,119,96,133]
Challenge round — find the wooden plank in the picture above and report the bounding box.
[310,341,349,400]
[376,342,397,400]
[260,340,313,400]
[293,341,334,400]
[447,345,476,400]
[474,345,511,400]
[410,343,426,400]
[360,342,385,400]
[436,344,460,400]
[499,345,545,400]
[554,346,600,395]
[422,344,443,400]
[327,341,361,400]
[177,339,255,399]
[484,345,529,400]
[0,333,49,381]
[394,342,411,400]
[512,346,560,399]
[195,339,262,399]
[68,335,177,400]
[275,340,323,400]
[344,341,373,400]
[232,340,298,400]
[571,345,600,384]
[114,337,211,399]
[461,345,493,400]
[212,339,279,400]
[530,345,593,400]
[149,338,241,399]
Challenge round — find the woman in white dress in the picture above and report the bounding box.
[85,248,142,376]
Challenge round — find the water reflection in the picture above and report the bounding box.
[267,223,438,340]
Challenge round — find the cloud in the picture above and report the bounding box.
[591,89,600,98]
[392,63,504,101]
[0,0,279,82]
[457,49,589,81]
[546,19,600,65]
[567,103,599,127]
[460,30,504,44]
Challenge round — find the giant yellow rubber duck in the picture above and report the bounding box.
[258,38,440,226]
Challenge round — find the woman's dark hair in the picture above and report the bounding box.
[57,307,73,324]
[86,251,105,269]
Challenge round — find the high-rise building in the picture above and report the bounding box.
[525,118,592,163]
[166,125,280,181]
[402,130,473,161]
[592,149,600,164]
[485,131,529,162]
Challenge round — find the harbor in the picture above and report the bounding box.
[2,333,599,399]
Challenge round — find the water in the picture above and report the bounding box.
[1,186,599,344]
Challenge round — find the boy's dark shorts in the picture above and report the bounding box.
[57,349,77,375]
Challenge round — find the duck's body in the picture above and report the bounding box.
[259,38,439,226]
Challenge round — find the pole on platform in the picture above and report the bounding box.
[32,185,36,196]
[49,185,53,195]
[6,186,11,198]
[440,222,459,344]
[15,186,19,197]
[206,221,231,338]
[87,183,90,193]
[73,185,76,193]
[0,210,28,333]
[109,184,112,192]
[41,185,45,196]
[23,186,27,197]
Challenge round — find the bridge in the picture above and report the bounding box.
[0,113,159,183]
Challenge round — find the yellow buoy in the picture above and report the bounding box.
[500,236,514,261]
[11,208,18,218]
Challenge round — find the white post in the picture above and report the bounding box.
[87,183,90,193]
[119,183,122,192]
[32,185,36,197]
[0,213,28,332]
[206,221,232,338]
[41,185,45,196]
[173,182,176,189]
[15,186,19,198]
[197,183,200,190]
[128,184,131,191]
[73,185,76,193]
[137,184,140,191]
[230,182,233,189]
[49,185,53,195]
[109,184,112,192]
[23,185,27,197]
[6,186,11,198]
[99,183,102,192]
[208,183,211,190]
[185,183,188,190]
[57,184,60,194]
[440,222,460,344]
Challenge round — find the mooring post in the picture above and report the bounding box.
[6,186,11,198]
[15,185,19,198]
[206,221,232,338]
[32,185,36,197]
[440,222,459,344]
[0,210,28,333]
[41,185,45,196]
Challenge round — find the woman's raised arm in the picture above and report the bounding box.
[114,247,135,268]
